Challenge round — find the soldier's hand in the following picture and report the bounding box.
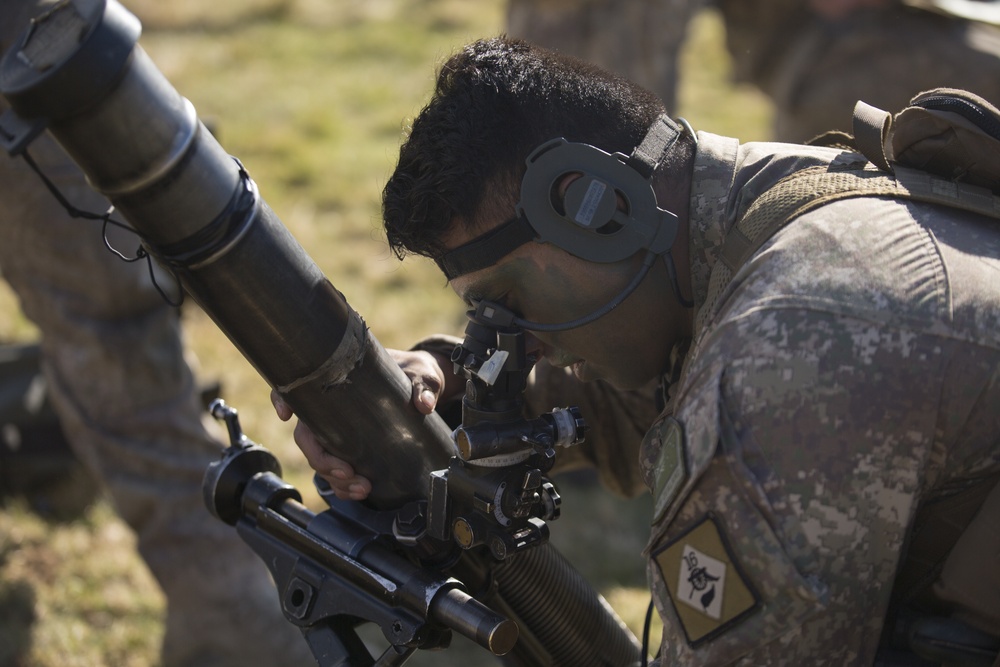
[269,347,459,501]
[270,389,372,500]
[390,348,459,414]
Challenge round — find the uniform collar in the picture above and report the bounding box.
[685,131,740,321]
[656,132,739,407]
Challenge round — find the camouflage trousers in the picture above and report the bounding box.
[509,1,1000,144]
[0,134,315,667]
[506,0,701,113]
[725,4,1000,142]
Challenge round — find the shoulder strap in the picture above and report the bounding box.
[696,163,1000,333]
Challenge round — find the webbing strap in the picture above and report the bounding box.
[722,165,1000,274]
[852,101,893,174]
[696,164,1000,335]
[627,115,683,179]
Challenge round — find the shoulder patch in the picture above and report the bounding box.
[651,417,687,524]
[653,513,759,647]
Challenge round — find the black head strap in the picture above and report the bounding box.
[434,214,535,281]
[433,114,681,281]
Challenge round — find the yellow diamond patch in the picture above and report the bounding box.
[654,513,758,646]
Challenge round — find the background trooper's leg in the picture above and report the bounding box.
[768,9,1000,143]
[506,0,702,113]
[0,134,315,666]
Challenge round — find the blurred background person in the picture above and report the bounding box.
[719,0,1000,141]
[506,0,700,113]
[0,0,315,664]
[508,0,1000,141]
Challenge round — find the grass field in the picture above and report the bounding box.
[0,1,772,664]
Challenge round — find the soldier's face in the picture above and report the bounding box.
[444,220,683,390]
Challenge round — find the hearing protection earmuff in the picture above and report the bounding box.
[435,114,693,333]
[517,135,678,265]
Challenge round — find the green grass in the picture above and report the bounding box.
[0,2,772,665]
[0,501,164,666]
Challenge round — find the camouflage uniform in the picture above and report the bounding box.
[506,0,701,113]
[0,2,316,664]
[640,132,1000,662]
[719,0,1000,142]
[492,131,1000,661]
[508,0,1000,143]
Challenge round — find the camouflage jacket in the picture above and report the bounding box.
[640,132,1000,664]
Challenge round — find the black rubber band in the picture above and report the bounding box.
[150,161,256,268]
[435,214,536,281]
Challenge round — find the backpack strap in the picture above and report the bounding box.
[696,163,1000,334]
[807,99,897,172]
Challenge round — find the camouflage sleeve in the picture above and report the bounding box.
[410,334,660,498]
[642,303,946,664]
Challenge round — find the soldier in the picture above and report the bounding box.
[719,0,1000,141]
[278,37,1000,663]
[0,1,315,664]
[506,0,700,112]
[507,0,1000,142]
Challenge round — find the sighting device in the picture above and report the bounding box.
[435,311,586,560]
[203,311,587,663]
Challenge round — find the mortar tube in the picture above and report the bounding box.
[0,0,456,507]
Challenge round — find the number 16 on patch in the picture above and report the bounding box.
[678,544,726,619]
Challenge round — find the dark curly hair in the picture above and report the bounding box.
[382,36,667,261]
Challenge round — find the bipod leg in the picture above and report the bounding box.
[374,645,417,666]
[302,616,376,667]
